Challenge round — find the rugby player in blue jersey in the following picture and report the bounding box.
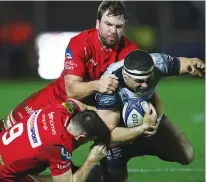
[94,50,205,182]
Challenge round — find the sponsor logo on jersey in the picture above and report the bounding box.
[65,48,72,59]
[41,113,48,130]
[27,110,42,148]
[64,61,77,70]
[25,105,35,115]
[57,162,71,169]
[48,112,56,135]
[97,93,116,106]
[61,147,71,161]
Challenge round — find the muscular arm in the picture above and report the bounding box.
[52,159,97,182]
[63,36,100,100]
[63,40,118,100]
[64,75,98,100]
[150,53,205,77]
[97,110,146,145]
[64,74,119,100]
[52,145,106,182]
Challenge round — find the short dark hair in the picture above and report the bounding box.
[72,110,111,146]
[124,50,154,71]
[97,0,128,21]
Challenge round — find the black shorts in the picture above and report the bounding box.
[104,114,167,170]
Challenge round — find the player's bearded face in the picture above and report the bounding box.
[96,11,125,48]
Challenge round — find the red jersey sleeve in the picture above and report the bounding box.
[48,145,72,176]
[63,33,88,79]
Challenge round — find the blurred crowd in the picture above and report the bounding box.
[0,1,204,78]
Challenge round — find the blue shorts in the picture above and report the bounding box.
[104,114,167,169]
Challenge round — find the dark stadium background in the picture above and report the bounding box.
[0,1,205,182]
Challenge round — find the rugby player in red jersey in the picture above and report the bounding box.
[0,1,138,131]
[0,99,110,182]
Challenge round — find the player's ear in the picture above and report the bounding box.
[96,19,100,30]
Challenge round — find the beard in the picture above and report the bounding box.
[99,32,119,48]
[132,85,145,93]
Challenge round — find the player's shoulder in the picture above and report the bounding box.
[103,60,124,78]
[42,103,64,113]
[70,28,96,43]
[68,28,96,56]
[39,104,68,126]
[117,36,138,60]
[150,53,171,67]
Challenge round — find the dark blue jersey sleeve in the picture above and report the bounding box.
[95,92,122,111]
[150,53,180,76]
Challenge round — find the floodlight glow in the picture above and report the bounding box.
[36,32,79,79]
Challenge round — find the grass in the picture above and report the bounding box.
[0,77,205,182]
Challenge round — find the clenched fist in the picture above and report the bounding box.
[88,145,107,162]
[96,74,119,94]
[179,57,205,78]
[187,58,205,78]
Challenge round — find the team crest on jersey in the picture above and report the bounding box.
[61,147,72,161]
[65,48,73,59]
[27,110,42,148]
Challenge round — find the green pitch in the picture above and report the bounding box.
[0,77,205,182]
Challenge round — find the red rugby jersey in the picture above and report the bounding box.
[50,28,138,102]
[0,103,77,181]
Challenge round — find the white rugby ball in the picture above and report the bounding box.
[122,98,149,128]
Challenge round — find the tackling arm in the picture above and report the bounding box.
[64,75,99,100]
[63,36,118,100]
[52,145,106,182]
[52,159,97,182]
[64,74,119,100]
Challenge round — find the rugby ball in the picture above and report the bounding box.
[122,98,149,128]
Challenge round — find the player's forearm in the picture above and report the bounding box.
[66,80,98,100]
[110,126,145,144]
[178,57,191,75]
[72,158,97,182]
